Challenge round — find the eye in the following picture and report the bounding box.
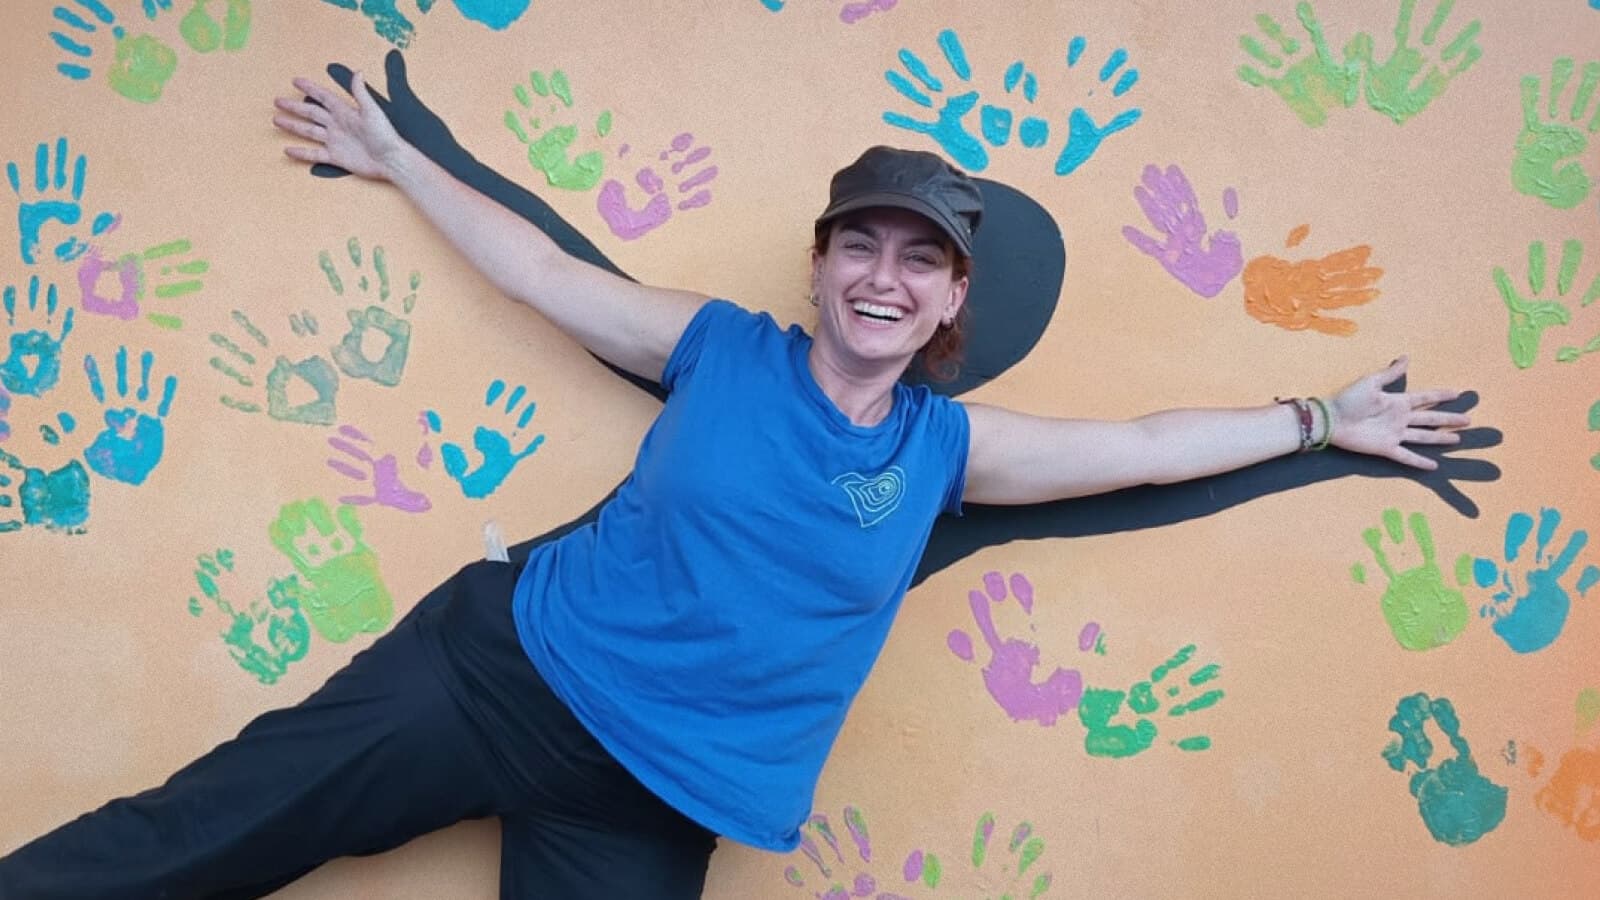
[843,240,874,255]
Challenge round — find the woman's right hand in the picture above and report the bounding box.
[273,72,408,181]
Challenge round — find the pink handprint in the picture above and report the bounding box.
[1121,163,1243,299]
[946,571,1097,726]
[596,134,718,241]
[326,424,431,513]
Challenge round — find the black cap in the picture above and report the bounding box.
[815,146,983,257]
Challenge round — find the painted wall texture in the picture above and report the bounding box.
[1,0,1597,897]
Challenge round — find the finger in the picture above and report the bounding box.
[1409,409,1471,429]
[1408,388,1464,409]
[1377,355,1409,388]
[351,70,374,109]
[1391,445,1439,470]
[293,76,348,112]
[274,96,333,126]
[1402,427,1462,445]
[285,145,333,166]
[273,114,328,144]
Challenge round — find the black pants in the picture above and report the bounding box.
[0,560,717,899]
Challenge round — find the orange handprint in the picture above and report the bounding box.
[1242,224,1383,335]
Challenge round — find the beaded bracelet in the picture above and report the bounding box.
[1308,396,1334,451]
[1275,397,1314,452]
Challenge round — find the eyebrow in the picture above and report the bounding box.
[838,222,946,250]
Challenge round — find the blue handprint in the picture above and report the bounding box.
[0,447,92,533]
[982,61,1051,149]
[1,276,75,397]
[449,0,528,29]
[1472,507,1600,653]
[7,137,118,264]
[426,378,545,499]
[883,29,989,171]
[0,388,10,443]
[49,0,180,102]
[82,346,178,486]
[1055,37,1143,176]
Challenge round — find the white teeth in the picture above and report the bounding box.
[851,300,904,320]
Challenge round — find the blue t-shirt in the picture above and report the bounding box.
[512,299,969,850]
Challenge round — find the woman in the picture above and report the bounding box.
[0,71,1468,899]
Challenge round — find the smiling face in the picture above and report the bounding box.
[811,207,970,376]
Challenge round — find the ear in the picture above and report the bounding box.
[944,272,970,321]
[810,246,823,288]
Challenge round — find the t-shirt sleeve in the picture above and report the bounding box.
[661,299,746,393]
[938,397,971,516]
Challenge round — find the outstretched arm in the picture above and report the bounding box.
[273,68,703,383]
[962,356,1467,505]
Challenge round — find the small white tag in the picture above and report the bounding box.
[482,519,510,563]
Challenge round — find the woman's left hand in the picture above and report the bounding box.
[1329,356,1469,470]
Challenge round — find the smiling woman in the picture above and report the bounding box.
[0,46,1477,900]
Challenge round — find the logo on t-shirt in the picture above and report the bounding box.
[832,466,906,528]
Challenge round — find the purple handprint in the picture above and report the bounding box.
[326,423,431,513]
[784,807,913,900]
[946,571,1096,726]
[1122,163,1243,299]
[839,0,896,25]
[596,134,717,241]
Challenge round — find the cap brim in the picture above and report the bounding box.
[816,191,975,257]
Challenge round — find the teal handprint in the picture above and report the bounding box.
[81,346,178,486]
[1345,0,1483,124]
[1493,238,1599,369]
[1352,508,1469,651]
[1512,58,1600,211]
[321,236,421,387]
[1055,37,1142,176]
[425,379,546,500]
[1472,507,1600,654]
[49,0,179,103]
[0,447,92,533]
[984,61,1051,149]
[505,70,611,191]
[319,0,435,49]
[268,498,393,642]
[7,137,119,264]
[187,548,312,685]
[209,309,340,425]
[882,29,989,171]
[1,276,74,397]
[1236,2,1360,127]
[1078,644,1223,758]
[0,387,10,443]
[1382,693,1506,846]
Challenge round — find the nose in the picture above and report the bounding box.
[867,250,899,292]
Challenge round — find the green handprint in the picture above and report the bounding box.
[1078,645,1223,758]
[209,309,340,425]
[1236,2,1360,127]
[1512,58,1600,210]
[1382,693,1506,846]
[320,236,421,387]
[504,69,612,191]
[1493,239,1599,369]
[108,31,178,104]
[1589,398,1600,472]
[1352,508,1469,651]
[1345,0,1483,124]
[179,0,252,53]
[187,548,311,685]
[268,498,393,643]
